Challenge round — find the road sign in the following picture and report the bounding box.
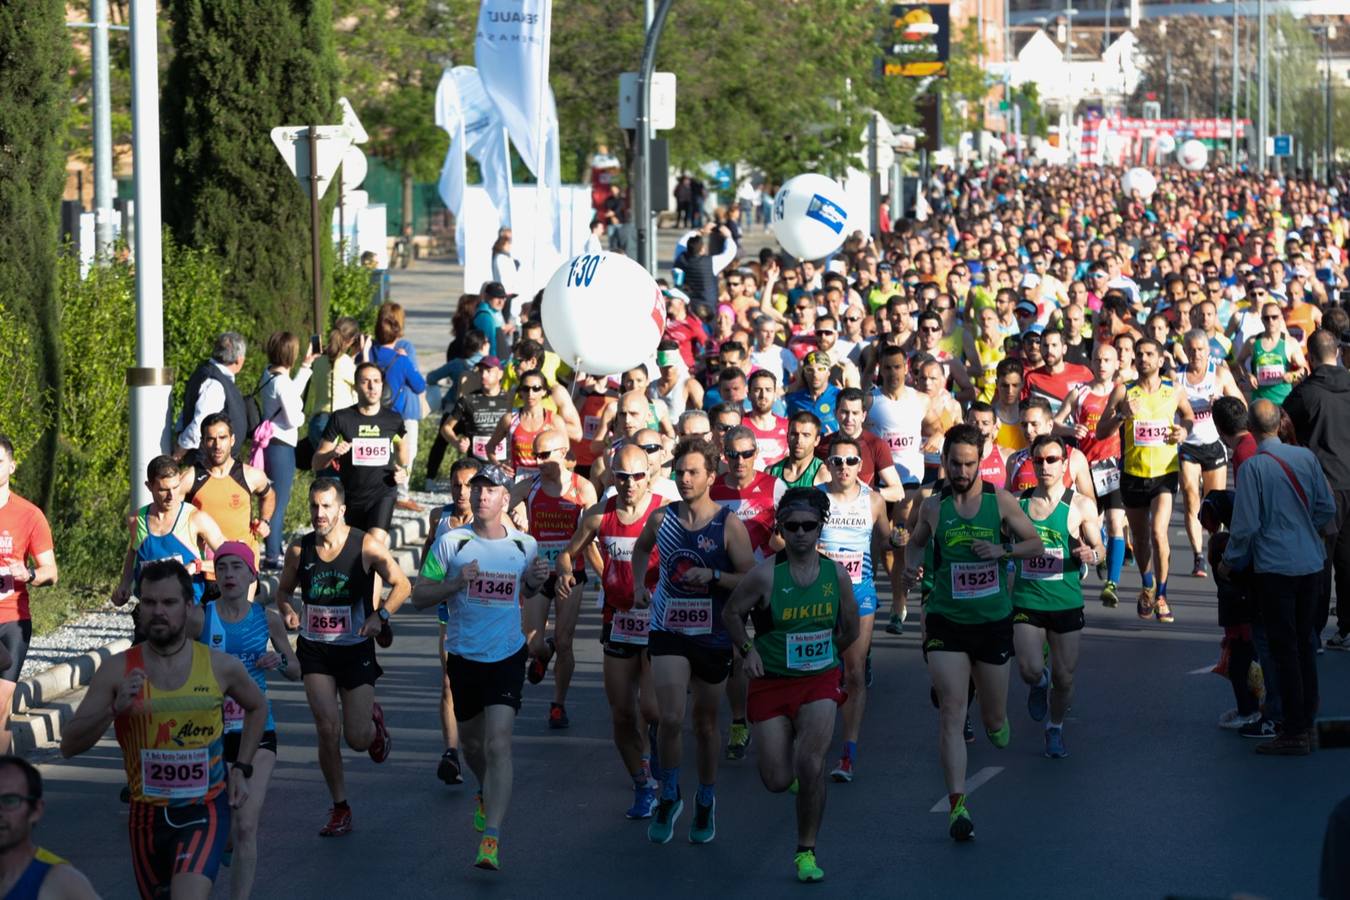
[1271,134,1293,157]
[618,72,677,130]
[338,97,369,144]
[341,145,368,195]
[270,126,352,201]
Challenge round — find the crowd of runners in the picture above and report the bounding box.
[3,161,1349,896]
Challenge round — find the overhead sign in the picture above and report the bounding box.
[881,2,950,78]
[1271,134,1293,157]
[271,126,353,201]
[618,72,677,131]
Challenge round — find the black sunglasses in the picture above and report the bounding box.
[725,448,757,461]
[638,443,663,454]
[780,520,821,533]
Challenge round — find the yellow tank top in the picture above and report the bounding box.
[995,408,1027,454]
[1121,380,1180,477]
[974,338,1005,402]
[115,642,226,806]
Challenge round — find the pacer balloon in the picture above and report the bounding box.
[540,252,666,376]
[771,173,852,260]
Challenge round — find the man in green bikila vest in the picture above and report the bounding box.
[900,424,1044,843]
[1011,434,1105,761]
[723,488,859,884]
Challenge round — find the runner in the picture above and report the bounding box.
[572,373,617,479]
[275,478,410,837]
[1003,398,1093,496]
[1234,300,1307,405]
[911,311,977,402]
[113,455,226,609]
[709,425,781,762]
[631,439,756,844]
[992,359,1030,456]
[818,434,894,782]
[411,463,552,870]
[914,355,965,504]
[509,429,599,729]
[1022,329,1093,416]
[653,341,704,423]
[766,412,830,490]
[185,414,275,576]
[899,424,1044,841]
[484,370,561,484]
[590,389,661,489]
[421,457,482,785]
[1177,330,1244,578]
[965,402,1007,487]
[866,345,935,521]
[0,756,98,899]
[1095,338,1195,623]
[784,351,841,435]
[190,542,300,899]
[62,559,266,899]
[440,355,512,467]
[0,436,56,755]
[1011,436,1104,760]
[555,444,667,819]
[721,488,859,883]
[744,370,788,468]
[312,362,411,546]
[819,388,906,501]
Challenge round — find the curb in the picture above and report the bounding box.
[12,503,434,757]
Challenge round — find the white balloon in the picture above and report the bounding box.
[1154,133,1177,155]
[771,173,851,260]
[1121,166,1158,200]
[540,252,666,376]
[1178,139,1209,172]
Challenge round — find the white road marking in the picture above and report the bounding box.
[1188,665,1215,675]
[929,766,1004,812]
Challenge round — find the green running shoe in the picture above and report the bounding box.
[986,720,1010,749]
[473,793,486,833]
[1099,580,1119,608]
[725,723,751,760]
[647,796,683,844]
[948,798,975,842]
[473,835,499,870]
[795,849,825,883]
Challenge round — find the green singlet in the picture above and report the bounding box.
[1249,336,1292,405]
[925,483,1009,624]
[768,456,823,489]
[1012,490,1083,612]
[751,552,840,677]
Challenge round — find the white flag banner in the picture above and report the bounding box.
[475,0,553,179]
[435,66,515,262]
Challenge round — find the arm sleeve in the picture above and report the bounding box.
[177,379,224,450]
[401,356,427,393]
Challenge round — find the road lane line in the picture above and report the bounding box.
[1188,665,1215,675]
[929,766,1004,812]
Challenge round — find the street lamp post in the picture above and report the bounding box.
[1257,0,1267,172]
[1229,0,1239,163]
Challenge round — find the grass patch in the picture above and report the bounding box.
[31,582,115,638]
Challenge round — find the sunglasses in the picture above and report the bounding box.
[1032,455,1063,466]
[725,448,756,461]
[1262,315,1282,321]
[521,384,546,393]
[613,470,648,482]
[919,326,941,333]
[536,447,566,459]
[780,520,822,533]
[828,455,861,467]
[816,329,836,336]
[638,442,663,454]
[844,315,862,323]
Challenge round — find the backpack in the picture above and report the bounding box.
[246,373,283,465]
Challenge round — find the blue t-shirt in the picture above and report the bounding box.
[366,341,426,420]
[473,303,507,358]
[785,385,841,434]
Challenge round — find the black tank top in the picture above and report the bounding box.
[300,527,375,615]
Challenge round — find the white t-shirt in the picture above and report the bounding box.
[420,526,537,663]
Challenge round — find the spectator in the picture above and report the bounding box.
[304,317,360,449]
[365,302,428,512]
[491,231,523,321]
[175,332,247,463]
[258,331,318,569]
[1220,399,1336,756]
[1283,328,1350,649]
[473,282,515,359]
[675,227,738,319]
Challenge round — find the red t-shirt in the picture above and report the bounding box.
[745,414,788,467]
[0,494,53,623]
[664,316,709,368]
[1023,363,1093,415]
[817,430,893,489]
[710,472,779,559]
[1233,433,1259,472]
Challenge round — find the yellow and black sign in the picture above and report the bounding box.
[881,2,950,78]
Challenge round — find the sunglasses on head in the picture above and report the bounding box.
[725,448,756,461]
[779,519,821,533]
[828,455,861,467]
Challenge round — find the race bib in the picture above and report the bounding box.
[1022,547,1065,581]
[140,747,210,800]
[537,541,568,564]
[786,629,833,672]
[884,433,916,456]
[950,561,1000,600]
[471,434,505,461]
[1256,364,1286,387]
[1090,458,1121,496]
[304,604,353,641]
[583,415,602,439]
[351,437,391,467]
[467,571,518,605]
[222,696,245,732]
[1193,406,1212,424]
[823,548,864,584]
[610,608,650,645]
[1132,420,1170,448]
[664,596,712,636]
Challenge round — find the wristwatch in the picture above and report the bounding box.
[710,568,722,584]
[231,761,254,778]
[736,639,754,658]
[26,566,36,585]
[378,608,391,623]
[1001,541,1015,561]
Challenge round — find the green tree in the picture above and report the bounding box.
[161,0,340,338]
[1012,83,1049,139]
[0,1,69,506]
[941,18,986,144]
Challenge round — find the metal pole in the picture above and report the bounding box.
[1257,0,1267,173]
[1230,1,1239,163]
[635,0,675,276]
[1275,28,1282,175]
[127,0,170,511]
[307,125,324,339]
[868,112,881,235]
[1327,31,1334,176]
[92,0,115,259]
[1104,0,1112,53]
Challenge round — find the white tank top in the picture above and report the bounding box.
[1182,364,1220,446]
[866,386,925,485]
[655,375,689,421]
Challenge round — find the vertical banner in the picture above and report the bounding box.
[435,66,516,263]
[475,0,553,179]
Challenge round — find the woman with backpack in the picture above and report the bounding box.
[258,331,319,570]
[365,302,428,512]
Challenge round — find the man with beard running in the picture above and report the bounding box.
[900,424,1044,842]
[555,444,668,819]
[275,478,411,837]
[632,439,756,845]
[722,488,860,883]
[62,560,267,899]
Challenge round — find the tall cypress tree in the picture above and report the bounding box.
[0,2,68,506]
[162,0,339,337]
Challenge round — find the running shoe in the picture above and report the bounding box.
[1136,585,1156,619]
[626,782,658,820]
[1218,709,1262,730]
[725,722,751,760]
[319,805,353,837]
[1239,718,1280,740]
[473,793,486,832]
[473,835,499,870]
[376,619,394,648]
[865,651,874,688]
[830,756,854,783]
[647,796,683,844]
[794,850,825,883]
[527,637,555,685]
[437,748,463,785]
[1044,726,1068,759]
[948,798,974,842]
[689,796,716,844]
[963,717,975,744]
[1155,598,1175,624]
[1027,668,1050,723]
[548,703,569,729]
[1191,557,1208,579]
[260,556,284,573]
[368,702,391,763]
[1100,580,1119,608]
[987,720,1011,749]
[1326,632,1350,651]
[1095,559,1107,581]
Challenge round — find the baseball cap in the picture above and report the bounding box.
[1023,323,1045,338]
[469,464,513,488]
[214,541,258,580]
[1014,299,1039,317]
[1020,273,1041,290]
[802,350,831,367]
[476,355,503,369]
[483,281,516,300]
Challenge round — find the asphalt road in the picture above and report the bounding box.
[34,548,1350,899]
